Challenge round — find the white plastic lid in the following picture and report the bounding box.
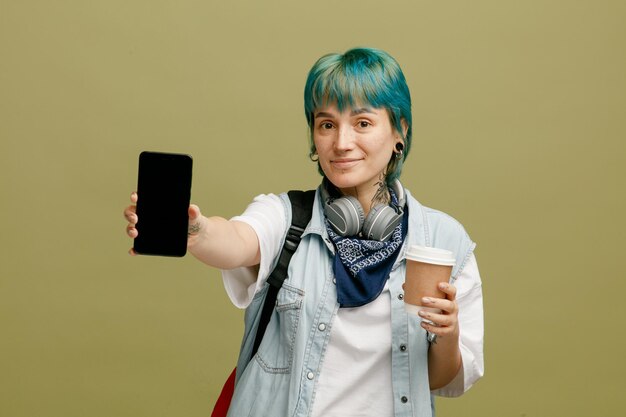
[405,245,456,266]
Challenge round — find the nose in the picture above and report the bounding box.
[334,126,354,152]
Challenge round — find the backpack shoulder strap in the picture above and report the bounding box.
[250,189,316,358]
[266,190,316,288]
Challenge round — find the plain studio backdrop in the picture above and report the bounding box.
[1,1,624,416]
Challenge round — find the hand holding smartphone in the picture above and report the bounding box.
[133,151,193,257]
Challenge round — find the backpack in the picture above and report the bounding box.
[211,190,316,417]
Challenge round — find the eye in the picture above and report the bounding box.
[319,121,334,130]
[358,120,371,128]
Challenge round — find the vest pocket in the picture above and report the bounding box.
[255,282,304,373]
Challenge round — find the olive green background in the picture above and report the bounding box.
[1,1,624,416]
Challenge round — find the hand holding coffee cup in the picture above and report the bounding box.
[403,245,456,319]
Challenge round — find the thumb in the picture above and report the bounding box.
[187,204,204,236]
[189,204,202,221]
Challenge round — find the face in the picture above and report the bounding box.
[313,104,402,197]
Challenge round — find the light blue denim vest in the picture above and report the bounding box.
[228,188,475,417]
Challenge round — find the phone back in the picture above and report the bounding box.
[133,151,193,257]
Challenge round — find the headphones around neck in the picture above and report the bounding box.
[321,179,406,241]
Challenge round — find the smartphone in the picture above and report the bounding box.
[133,151,193,257]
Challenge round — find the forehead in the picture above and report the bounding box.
[314,88,374,113]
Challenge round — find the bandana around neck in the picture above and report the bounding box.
[326,191,408,308]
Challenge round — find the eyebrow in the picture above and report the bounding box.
[314,112,335,119]
[314,107,375,119]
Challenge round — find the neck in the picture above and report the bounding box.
[336,177,390,217]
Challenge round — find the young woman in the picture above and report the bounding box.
[124,47,484,417]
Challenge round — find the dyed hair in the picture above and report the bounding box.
[304,47,412,183]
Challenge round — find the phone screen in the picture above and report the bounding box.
[133,151,193,257]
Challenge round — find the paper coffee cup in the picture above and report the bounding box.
[404,245,455,315]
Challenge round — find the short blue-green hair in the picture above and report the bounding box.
[304,47,412,184]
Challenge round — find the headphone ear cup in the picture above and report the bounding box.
[326,195,365,237]
[363,205,403,241]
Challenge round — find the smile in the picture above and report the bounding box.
[331,159,361,170]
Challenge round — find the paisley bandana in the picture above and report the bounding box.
[326,192,408,308]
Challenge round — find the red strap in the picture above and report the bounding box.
[211,367,237,417]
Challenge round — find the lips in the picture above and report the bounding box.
[331,158,361,170]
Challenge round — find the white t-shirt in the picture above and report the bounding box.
[222,194,485,415]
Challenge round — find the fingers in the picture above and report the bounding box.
[419,307,459,338]
[124,192,139,255]
[124,206,137,223]
[420,317,457,337]
[419,309,455,328]
[417,282,459,336]
[125,196,202,254]
[124,204,138,240]
[126,223,138,238]
[420,283,457,313]
[438,282,457,301]
[123,191,138,226]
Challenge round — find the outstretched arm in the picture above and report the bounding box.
[123,192,260,269]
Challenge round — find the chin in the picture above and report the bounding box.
[321,163,382,190]
[324,172,365,191]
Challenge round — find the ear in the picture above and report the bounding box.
[400,118,408,140]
